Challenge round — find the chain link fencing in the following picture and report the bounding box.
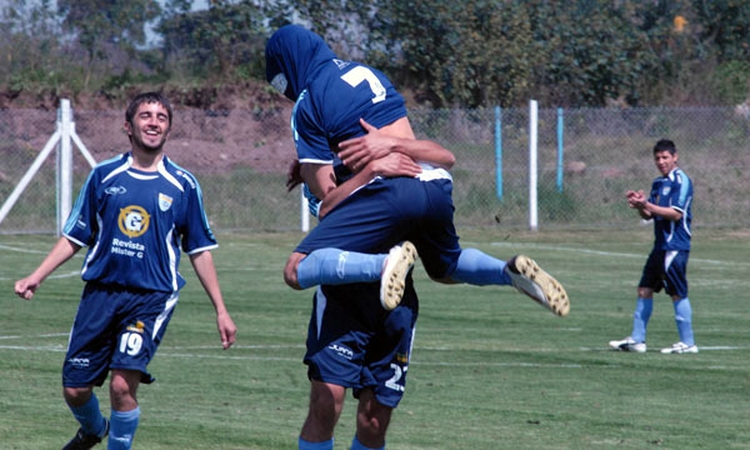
[1,104,747,235]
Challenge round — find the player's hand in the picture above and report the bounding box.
[368,152,422,179]
[14,277,40,300]
[626,190,646,209]
[216,312,237,350]
[338,119,395,173]
[286,159,303,192]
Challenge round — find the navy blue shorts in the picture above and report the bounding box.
[304,280,418,409]
[639,249,689,299]
[296,177,462,280]
[62,283,178,388]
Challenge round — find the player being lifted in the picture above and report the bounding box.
[267,24,570,316]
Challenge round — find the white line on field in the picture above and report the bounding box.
[580,345,748,352]
[486,242,750,267]
[0,244,49,254]
[0,271,80,282]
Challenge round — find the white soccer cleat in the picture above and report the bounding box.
[505,255,570,317]
[660,342,698,354]
[380,241,418,310]
[609,336,647,353]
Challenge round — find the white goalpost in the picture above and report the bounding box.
[0,99,97,235]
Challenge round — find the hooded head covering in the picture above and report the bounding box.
[265,25,338,101]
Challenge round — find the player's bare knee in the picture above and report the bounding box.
[63,386,93,407]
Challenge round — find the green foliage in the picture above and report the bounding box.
[158,0,268,81]
[713,60,750,105]
[1,0,749,107]
[693,0,750,60]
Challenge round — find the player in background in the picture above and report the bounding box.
[14,92,237,449]
[609,139,697,354]
[266,24,569,450]
[267,24,569,315]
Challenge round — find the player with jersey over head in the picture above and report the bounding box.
[266,24,569,315]
[14,92,237,450]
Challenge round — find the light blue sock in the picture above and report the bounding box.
[451,248,511,286]
[67,392,107,437]
[351,435,384,450]
[108,407,140,450]
[673,297,695,346]
[299,436,334,450]
[297,248,386,289]
[631,297,653,343]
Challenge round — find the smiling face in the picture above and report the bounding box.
[125,100,171,154]
[653,149,678,176]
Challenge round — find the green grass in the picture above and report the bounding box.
[1,229,749,449]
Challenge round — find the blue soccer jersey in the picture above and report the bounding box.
[649,167,692,251]
[63,152,217,292]
[266,24,407,165]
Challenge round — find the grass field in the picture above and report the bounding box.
[1,229,749,449]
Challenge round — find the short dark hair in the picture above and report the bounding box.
[125,92,173,127]
[653,139,676,155]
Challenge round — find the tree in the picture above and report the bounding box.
[158,0,268,80]
[57,0,161,88]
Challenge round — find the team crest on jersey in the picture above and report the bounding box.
[661,186,671,196]
[118,205,151,238]
[126,321,145,333]
[158,193,173,212]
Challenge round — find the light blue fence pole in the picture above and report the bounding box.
[556,107,564,192]
[495,106,503,200]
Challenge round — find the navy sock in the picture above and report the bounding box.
[298,436,334,450]
[67,393,106,437]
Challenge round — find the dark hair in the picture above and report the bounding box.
[125,92,173,127]
[653,139,676,155]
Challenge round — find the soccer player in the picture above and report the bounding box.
[265,24,569,450]
[267,24,569,316]
[14,92,237,449]
[609,139,697,354]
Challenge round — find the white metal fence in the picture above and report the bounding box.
[1,102,748,234]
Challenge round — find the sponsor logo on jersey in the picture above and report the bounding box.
[118,205,150,238]
[158,193,173,212]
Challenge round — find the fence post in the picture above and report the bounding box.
[494,106,503,201]
[57,99,73,236]
[557,107,564,193]
[529,100,538,231]
[301,189,310,232]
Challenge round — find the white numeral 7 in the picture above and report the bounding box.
[341,66,386,104]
